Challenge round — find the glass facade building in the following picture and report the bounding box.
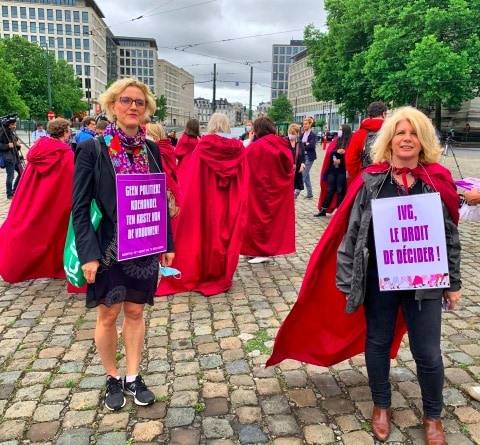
[271,40,305,101]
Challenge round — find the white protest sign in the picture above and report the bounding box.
[371,193,450,291]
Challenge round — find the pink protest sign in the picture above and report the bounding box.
[371,193,449,291]
[116,173,167,261]
[455,177,480,191]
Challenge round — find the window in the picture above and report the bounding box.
[56,10,62,21]
[47,9,53,20]
[66,38,72,48]
[12,21,18,32]
[2,20,9,31]
[21,21,27,32]
[30,22,36,32]
[73,11,79,22]
[64,10,71,21]
[149,69,153,77]
[49,37,55,47]
[131,68,136,75]
[58,50,64,60]
[56,23,63,34]
[20,7,26,19]
[74,38,81,49]
[10,6,17,18]
[76,65,82,75]
[30,35,37,43]
[83,38,89,49]
[84,52,90,63]
[29,8,35,19]
[57,37,64,48]
[143,50,148,58]
[74,25,80,35]
[38,22,45,33]
[40,36,46,45]
[126,67,131,75]
[120,67,125,75]
[131,59,136,66]
[75,51,81,62]
[84,65,90,76]
[48,23,54,34]
[38,8,44,20]
[65,24,71,35]
[120,49,124,56]
[67,51,73,62]
[82,11,88,22]
[148,59,153,67]
[286,47,292,54]
[82,25,88,35]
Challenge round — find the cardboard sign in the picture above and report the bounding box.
[116,173,167,261]
[371,193,450,291]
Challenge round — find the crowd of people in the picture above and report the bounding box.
[0,80,478,444]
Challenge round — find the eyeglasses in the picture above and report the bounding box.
[117,96,146,108]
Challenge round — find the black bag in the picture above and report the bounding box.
[361,131,376,168]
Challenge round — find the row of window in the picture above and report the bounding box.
[119,58,154,68]
[2,21,88,36]
[120,67,154,77]
[119,49,154,58]
[117,39,152,48]
[2,30,89,50]
[273,55,297,64]
[273,46,305,56]
[272,82,289,90]
[15,1,78,5]
[1,5,87,22]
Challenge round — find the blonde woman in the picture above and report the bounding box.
[72,79,175,411]
[300,116,317,198]
[268,107,460,445]
[286,123,305,197]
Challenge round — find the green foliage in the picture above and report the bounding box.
[0,46,29,117]
[194,402,205,413]
[268,94,294,123]
[244,329,271,354]
[155,95,168,121]
[0,36,87,119]
[305,0,480,117]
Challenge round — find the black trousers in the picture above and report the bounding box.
[321,171,346,209]
[364,275,444,418]
[5,159,21,198]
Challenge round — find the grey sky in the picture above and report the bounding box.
[100,0,326,106]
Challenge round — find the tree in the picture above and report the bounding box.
[268,95,294,123]
[0,47,29,117]
[155,95,167,121]
[0,36,87,119]
[305,0,480,124]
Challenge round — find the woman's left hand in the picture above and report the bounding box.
[444,290,461,310]
[336,148,346,154]
[299,163,305,173]
[161,252,175,266]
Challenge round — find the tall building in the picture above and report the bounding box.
[194,97,211,126]
[271,40,305,101]
[116,36,157,93]
[157,59,194,127]
[105,27,118,87]
[0,0,108,114]
[288,49,345,129]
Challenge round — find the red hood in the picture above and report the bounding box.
[360,117,384,133]
[197,134,245,184]
[253,133,293,176]
[26,136,73,175]
[175,133,198,160]
[157,138,175,155]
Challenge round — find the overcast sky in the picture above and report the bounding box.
[100,0,326,107]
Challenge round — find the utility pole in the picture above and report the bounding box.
[248,65,253,120]
[212,63,217,113]
[43,42,52,110]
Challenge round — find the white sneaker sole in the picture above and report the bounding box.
[104,396,126,411]
[248,257,271,264]
[124,388,154,406]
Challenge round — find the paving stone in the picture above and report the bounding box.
[170,428,201,445]
[0,420,25,441]
[63,410,96,428]
[174,376,199,391]
[256,378,282,395]
[266,415,300,436]
[273,439,303,445]
[99,412,130,431]
[288,388,317,407]
[132,421,164,441]
[236,406,262,424]
[296,407,327,425]
[14,384,43,401]
[42,387,70,402]
[56,428,93,445]
[165,408,195,428]
[0,371,22,385]
[260,395,291,415]
[282,370,307,387]
[231,389,258,407]
[203,382,229,399]
[226,360,250,375]
[445,367,474,384]
[33,404,63,422]
[175,361,200,376]
[205,398,229,416]
[78,376,105,389]
[4,401,36,419]
[445,432,474,445]
[342,430,374,445]
[170,391,198,407]
[97,432,128,445]
[322,398,355,415]
[444,387,467,406]
[69,390,100,410]
[392,409,419,429]
[468,423,480,444]
[27,421,60,442]
[230,374,254,386]
[238,425,268,444]
[203,418,234,439]
[336,415,361,433]
[454,406,480,424]
[304,424,335,444]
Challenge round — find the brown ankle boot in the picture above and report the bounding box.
[371,406,392,442]
[423,418,445,445]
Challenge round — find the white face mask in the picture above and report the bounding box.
[337,130,343,138]
[146,135,154,141]
[246,125,252,132]
[288,134,297,141]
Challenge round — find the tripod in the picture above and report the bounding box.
[442,136,463,179]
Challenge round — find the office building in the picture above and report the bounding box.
[157,59,194,127]
[0,0,108,113]
[271,39,305,101]
[194,97,211,126]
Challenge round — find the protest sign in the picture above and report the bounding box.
[455,177,480,191]
[371,193,449,291]
[116,173,167,261]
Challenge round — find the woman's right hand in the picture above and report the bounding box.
[82,260,100,284]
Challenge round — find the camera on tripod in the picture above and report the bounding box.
[0,114,18,127]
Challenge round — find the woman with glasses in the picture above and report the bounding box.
[72,79,175,411]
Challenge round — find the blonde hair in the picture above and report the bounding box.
[207,112,230,134]
[98,78,156,122]
[288,123,301,135]
[146,122,166,142]
[303,117,314,127]
[371,106,442,164]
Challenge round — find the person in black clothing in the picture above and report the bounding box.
[316,124,351,216]
[73,78,175,412]
[168,130,178,147]
[286,123,305,198]
[0,118,23,199]
[300,117,317,198]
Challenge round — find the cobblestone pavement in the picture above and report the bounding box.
[0,149,479,445]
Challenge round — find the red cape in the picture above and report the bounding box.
[156,134,247,297]
[267,162,459,367]
[0,137,74,283]
[241,134,295,257]
[157,139,181,204]
[175,133,199,189]
[318,138,339,212]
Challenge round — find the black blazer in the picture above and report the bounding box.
[72,136,174,266]
[300,131,317,162]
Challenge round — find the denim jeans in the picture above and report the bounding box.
[5,159,21,198]
[364,276,444,418]
[302,159,315,197]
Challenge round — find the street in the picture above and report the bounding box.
[0,148,479,444]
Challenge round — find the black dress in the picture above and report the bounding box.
[288,140,305,191]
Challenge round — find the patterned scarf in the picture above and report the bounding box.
[103,123,149,174]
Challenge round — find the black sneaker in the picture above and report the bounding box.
[314,208,327,217]
[123,375,155,406]
[104,376,126,411]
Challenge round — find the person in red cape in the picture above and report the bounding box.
[315,124,352,217]
[241,117,295,264]
[268,107,461,445]
[146,122,181,228]
[345,101,387,184]
[156,113,247,297]
[0,118,74,283]
[175,118,200,189]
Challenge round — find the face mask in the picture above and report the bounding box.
[159,266,181,279]
[246,126,252,132]
[146,135,154,141]
[288,134,297,141]
[337,130,343,138]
